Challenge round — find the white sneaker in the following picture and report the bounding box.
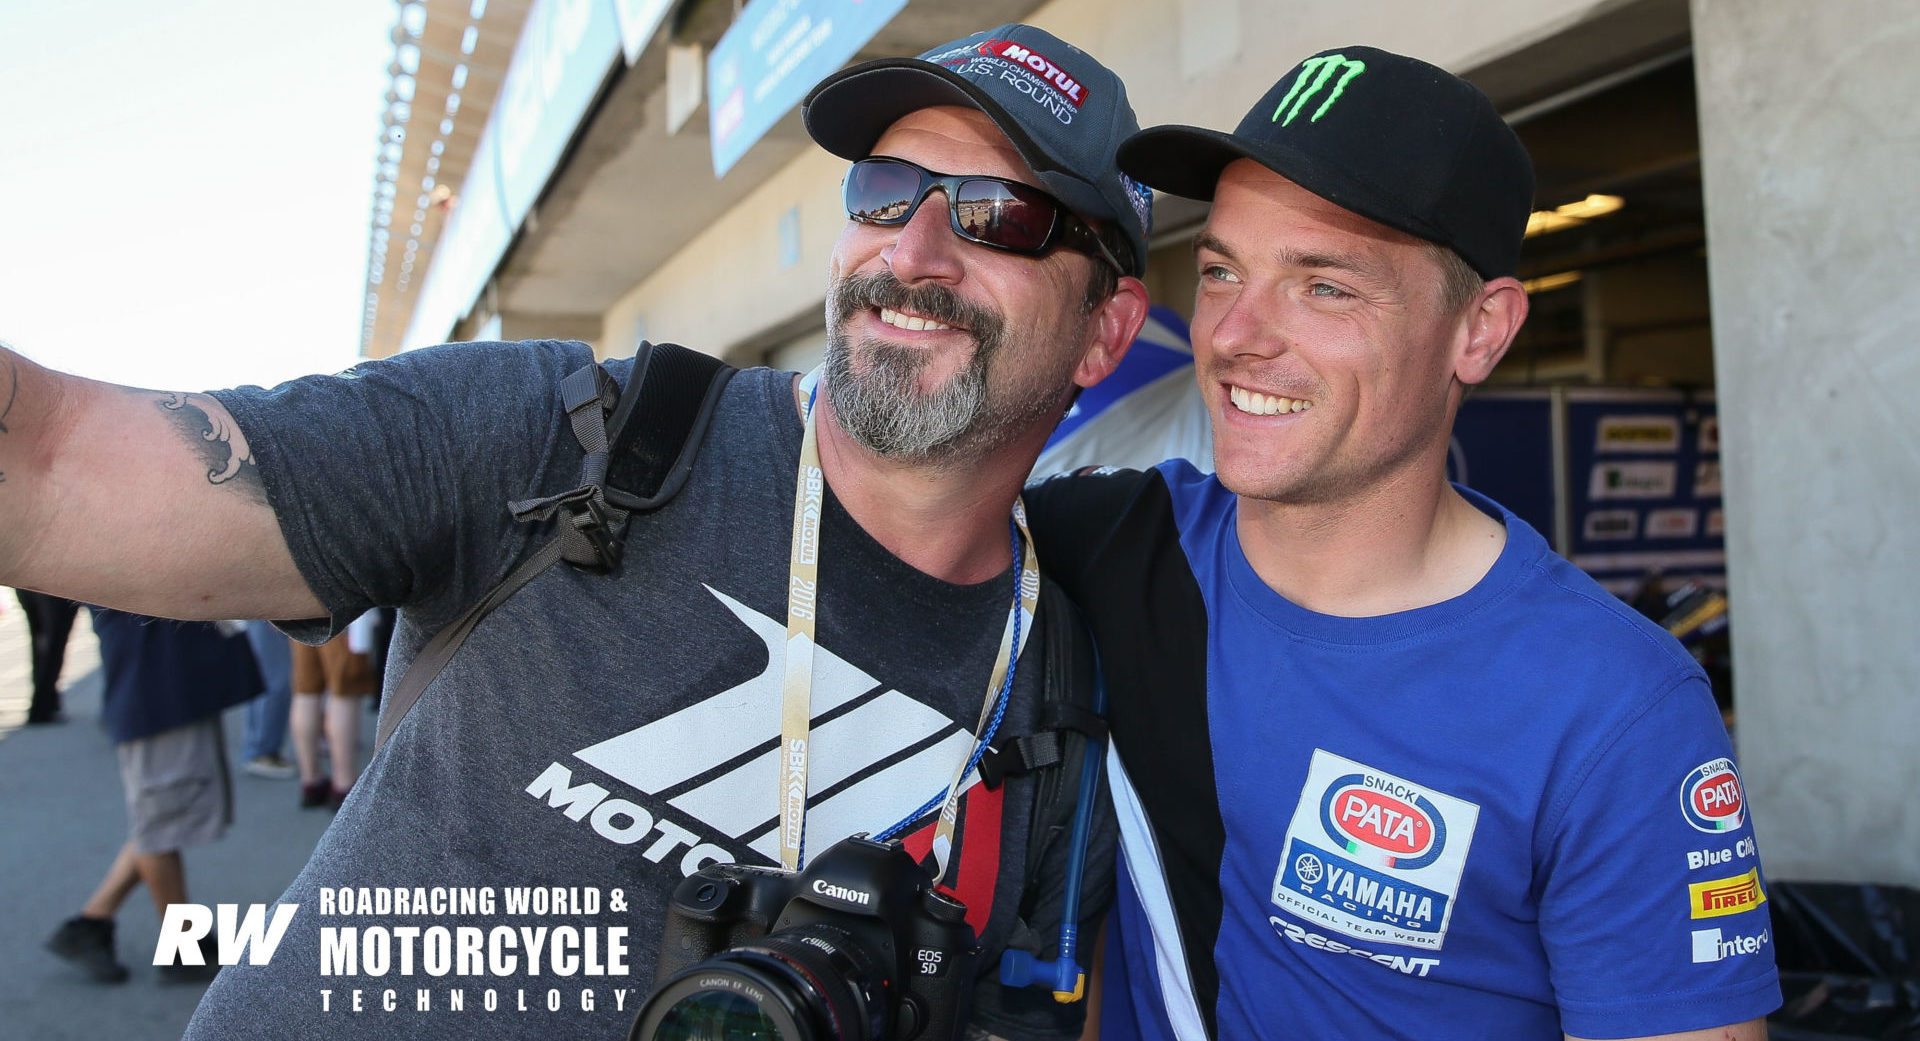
[244,755,297,780]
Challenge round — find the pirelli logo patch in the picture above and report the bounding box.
[1689,868,1766,920]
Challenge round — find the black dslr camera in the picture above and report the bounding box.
[628,835,980,1041]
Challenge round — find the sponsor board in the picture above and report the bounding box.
[1583,509,1639,541]
[1705,508,1725,538]
[1681,758,1747,833]
[1645,507,1700,540]
[1270,750,1479,951]
[1699,416,1720,453]
[1694,460,1723,498]
[1597,414,1682,453]
[1589,460,1678,501]
[1689,868,1766,919]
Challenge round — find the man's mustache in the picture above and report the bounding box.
[830,271,1004,346]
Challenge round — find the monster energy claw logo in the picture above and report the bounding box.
[1273,54,1366,126]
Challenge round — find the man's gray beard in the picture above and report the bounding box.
[824,331,994,462]
[822,270,1089,465]
[822,271,1005,463]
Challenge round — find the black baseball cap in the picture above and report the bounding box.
[1118,45,1534,279]
[803,24,1153,276]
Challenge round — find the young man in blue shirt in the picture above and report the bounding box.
[1026,45,1779,1041]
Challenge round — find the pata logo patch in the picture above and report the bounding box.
[1271,750,1479,952]
[1680,757,1747,833]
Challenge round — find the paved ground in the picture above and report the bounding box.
[0,592,347,1040]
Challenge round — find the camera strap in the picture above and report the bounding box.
[778,384,1039,878]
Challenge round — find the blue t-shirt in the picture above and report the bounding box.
[1024,462,1780,1040]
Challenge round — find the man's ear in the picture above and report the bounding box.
[1076,275,1151,389]
[1454,276,1529,386]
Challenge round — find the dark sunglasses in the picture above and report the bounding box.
[842,156,1126,275]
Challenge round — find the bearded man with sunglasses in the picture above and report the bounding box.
[0,24,1148,1041]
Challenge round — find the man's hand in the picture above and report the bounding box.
[0,346,323,619]
[1569,1018,1768,1041]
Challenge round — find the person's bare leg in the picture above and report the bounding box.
[291,691,326,785]
[136,849,219,979]
[79,840,143,920]
[133,849,188,916]
[325,694,361,790]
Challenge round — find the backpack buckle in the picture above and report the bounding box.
[511,483,626,573]
[555,487,624,573]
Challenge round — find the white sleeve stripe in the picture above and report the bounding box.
[1109,744,1210,1041]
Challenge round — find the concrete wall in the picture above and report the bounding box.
[1693,0,1920,885]
[601,147,843,362]
[1034,0,1604,130]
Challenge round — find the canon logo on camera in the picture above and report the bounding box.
[811,879,873,906]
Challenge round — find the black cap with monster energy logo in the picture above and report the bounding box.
[1118,45,1534,279]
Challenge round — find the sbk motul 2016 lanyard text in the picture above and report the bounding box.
[778,379,1038,878]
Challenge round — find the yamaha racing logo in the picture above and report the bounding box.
[1271,750,1479,952]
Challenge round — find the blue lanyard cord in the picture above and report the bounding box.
[875,517,1024,845]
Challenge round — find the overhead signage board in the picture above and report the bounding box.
[406,0,623,349]
[706,0,909,177]
[492,0,623,226]
[612,0,674,64]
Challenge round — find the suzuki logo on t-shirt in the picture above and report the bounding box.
[523,587,1004,926]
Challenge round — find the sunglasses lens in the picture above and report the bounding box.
[954,179,1056,253]
[844,159,1066,256]
[844,160,921,223]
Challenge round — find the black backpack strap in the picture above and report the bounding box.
[506,364,626,571]
[1018,577,1107,910]
[602,342,735,511]
[373,341,735,754]
[504,341,735,570]
[373,538,566,751]
[977,587,1108,791]
[978,699,1110,788]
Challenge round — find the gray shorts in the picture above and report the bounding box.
[118,717,232,854]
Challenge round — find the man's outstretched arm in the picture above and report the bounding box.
[0,346,324,620]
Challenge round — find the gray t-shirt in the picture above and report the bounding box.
[189,340,1106,1040]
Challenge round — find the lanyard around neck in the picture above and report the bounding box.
[778,382,1039,876]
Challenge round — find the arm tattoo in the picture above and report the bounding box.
[157,392,267,502]
[0,356,18,434]
[1,357,17,482]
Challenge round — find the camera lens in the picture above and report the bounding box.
[631,926,888,1041]
[649,988,781,1040]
